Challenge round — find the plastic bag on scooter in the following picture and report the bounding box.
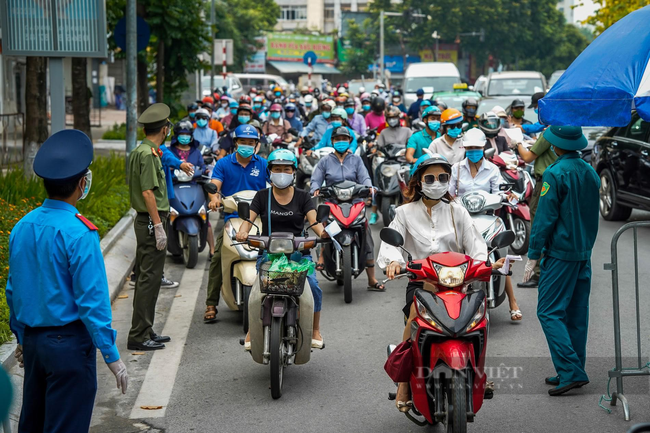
[267,253,315,276]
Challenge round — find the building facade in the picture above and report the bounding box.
[274,0,370,34]
[557,0,575,23]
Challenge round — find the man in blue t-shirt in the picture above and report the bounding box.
[204,125,268,323]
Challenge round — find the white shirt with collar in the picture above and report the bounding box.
[377,199,487,268]
[429,136,465,164]
[449,157,502,197]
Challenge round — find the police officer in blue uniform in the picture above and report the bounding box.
[5,130,128,432]
[522,126,600,396]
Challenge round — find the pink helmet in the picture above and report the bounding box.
[270,103,282,111]
[220,95,229,101]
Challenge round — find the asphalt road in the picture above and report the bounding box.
[13,210,650,433]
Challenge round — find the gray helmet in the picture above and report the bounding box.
[331,126,352,141]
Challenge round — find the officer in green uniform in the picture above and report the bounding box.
[128,103,173,351]
[522,126,600,396]
[513,131,557,288]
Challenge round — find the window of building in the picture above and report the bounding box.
[280,5,307,21]
[324,6,335,21]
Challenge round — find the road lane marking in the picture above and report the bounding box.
[129,256,206,419]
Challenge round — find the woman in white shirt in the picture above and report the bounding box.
[449,128,522,322]
[378,152,506,412]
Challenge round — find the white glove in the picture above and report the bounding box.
[153,223,167,251]
[523,259,538,283]
[107,358,129,394]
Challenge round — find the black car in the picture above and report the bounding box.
[591,111,650,220]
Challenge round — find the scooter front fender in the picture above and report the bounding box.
[175,217,201,236]
[233,261,258,287]
[336,229,355,247]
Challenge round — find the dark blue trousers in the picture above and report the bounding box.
[537,257,591,386]
[19,320,97,433]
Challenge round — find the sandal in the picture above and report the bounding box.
[510,309,522,321]
[204,306,218,323]
[315,263,325,271]
[396,400,413,413]
[367,282,385,292]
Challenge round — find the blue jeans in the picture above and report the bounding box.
[256,253,323,312]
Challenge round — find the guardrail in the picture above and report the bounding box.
[601,221,650,421]
[0,113,25,167]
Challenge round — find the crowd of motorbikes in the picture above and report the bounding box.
[162,88,540,432]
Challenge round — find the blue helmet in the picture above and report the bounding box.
[421,105,441,119]
[267,149,298,169]
[410,153,451,178]
[229,100,239,108]
[233,124,260,141]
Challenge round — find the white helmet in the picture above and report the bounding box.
[358,86,366,94]
[304,94,314,103]
[462,128,486,148]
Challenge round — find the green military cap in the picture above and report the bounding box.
[138,103,171,129]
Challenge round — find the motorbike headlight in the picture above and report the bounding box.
[466,299,486,333]
[461,193,486,213]
[174,169,193,182]
[268,238,294,254]
[381,164,398,177]
[334,186,354,201]
[433,263,468,288]
[416,298,444,333]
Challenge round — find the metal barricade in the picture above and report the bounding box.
[0,113,25,167]
[601,221,650,421]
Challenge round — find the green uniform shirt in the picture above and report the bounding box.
[129,138,169,213]
[528,152,600,261]
[530,135,557,178]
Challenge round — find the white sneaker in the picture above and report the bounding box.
[161,276,179,288]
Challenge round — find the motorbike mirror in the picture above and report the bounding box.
[491,230,515,249]
[203,183,218,194]
[628,423,650,433]
[461,122,470,132]
[238,202,250,220]
[499,183,515,191]
[380,228,404,248]
[317,205,330,223]
[485,147,496,159]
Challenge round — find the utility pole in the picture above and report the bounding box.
[125,0,137,170]
[379,10,384,84]
[210,0,216,94]
[432,31,440,61]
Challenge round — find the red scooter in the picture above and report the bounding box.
[381,227,515,432]
[489,150,533,255]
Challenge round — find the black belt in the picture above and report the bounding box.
[137,211,169,218]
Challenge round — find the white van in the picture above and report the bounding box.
[403,62,461,106]
[235,74,289,94]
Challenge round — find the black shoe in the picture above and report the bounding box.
[150,333,171,343]
[545,376,560,386]
[127,339,166,351]
[517,280,539,288]
[548,381,589,396]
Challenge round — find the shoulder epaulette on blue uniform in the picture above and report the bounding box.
[75,213,98,231]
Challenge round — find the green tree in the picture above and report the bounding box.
[584,0,650,35]
[340,19,378,75]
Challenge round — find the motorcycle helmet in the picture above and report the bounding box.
[410,153,452,178]
[371,97,386,113]
[237,104,253,115]
[253,95,264,104]
[233,124,260,141]
[284,103,296,112]
[202,96,215,105]
[186,103,199,112]
[462,97,479,117]
[331,126,352,141]
[304,94,314,104]
[421,105,441,120]
[268,149,298,169]
[434,98,448,111]
[331,107,348,120]
[462,128,487,148]
[239,95,252,105]
[358,86,366,95]
[174,120,194,135]
[229,100,239,109]
[335,96,347,106]
[478,112,502,138]
[194,108,210,121]
[441,108,463,125]
[511,99,526,109]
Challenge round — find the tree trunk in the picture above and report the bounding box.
[24,57,49,178]
[72,57,92,140]
[156,38,165,103]
[137,54,149,115]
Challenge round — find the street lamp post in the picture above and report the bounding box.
[379,11,427,83]
[432,31,440,61]
[210,0,215,93]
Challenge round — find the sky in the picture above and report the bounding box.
[572,0,598,24]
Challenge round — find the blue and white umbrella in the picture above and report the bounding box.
[539,5,650,127]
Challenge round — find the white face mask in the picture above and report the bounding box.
[387,118,399,127]
[421,181,448,200]
[270,172,294,189]
[79,170,92,200]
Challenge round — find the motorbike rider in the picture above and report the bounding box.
[272,85,284,103]
[216,95,230,118]
[360,95,372,117]
[201,103,225,134]
[220,100,239,130]
[218,104,256,158]
[252,96,267,121]
[205,125,269,323]
[237,149,328,350]
[448,129,523,321]
[462,97,480,128]
[406,106,441,164]
[407,88,426,122]
[300,99,336,148]
[263,103,293,143]
[311,107,358,153]
[185,103,199,121]
[508,99,532,130]
[345,99,367,137]
[193,108,219,151]
[310,127,385,292]
[479,112,510,154]
[303,94,317,117]
[379,152,507,412]
[170,121,207,175]
[390,91,407,114]
[428,108,466,164]
[365,97,387,134]
[417,99,433,121]
[284,103,303,134]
